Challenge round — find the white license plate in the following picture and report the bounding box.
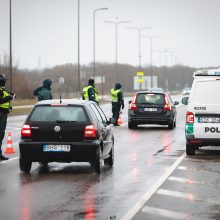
[144,108,157,112]
[43,144,71,152]
[198,117,220,123]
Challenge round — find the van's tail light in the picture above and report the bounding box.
[163,95,172,111]
[84,125,97,138]
[129,94,138,110]
[186,111,194,123]
[21,125,32,138]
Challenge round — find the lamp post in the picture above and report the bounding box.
[9,0,12,91]
[142,35,161,88]
[104,18,130,82]
[77,0,81,97]
[127,27,152,71]
[93,7,108,79]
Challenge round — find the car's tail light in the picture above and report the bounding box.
[129,94,138,110]
[21,125,32,137]
[84,125,97,138]
[186,111,194,123]
[163,95,172,111]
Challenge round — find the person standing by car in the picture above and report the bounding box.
[83,79,99,104]
[111,83,124,126]
[0,73,15,160]
[33,79,52,101]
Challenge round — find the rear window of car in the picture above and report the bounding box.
[137,93,165,105]
[29,105,87,122]
[194,80,220,104]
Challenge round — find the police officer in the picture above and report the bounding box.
[0,73,15,160]
[111,83,124,126]
[82,79,99,104]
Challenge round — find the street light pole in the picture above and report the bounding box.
[104,19,129,82]
[127,27,152,71]
[77,0,81,97]
[9,0,12,91]
[93,7,108,79]
[142,35,160,88]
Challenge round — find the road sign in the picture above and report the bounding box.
[137,72,144,83]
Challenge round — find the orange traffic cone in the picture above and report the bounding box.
[4,132,15,154]
[117,115,123,125]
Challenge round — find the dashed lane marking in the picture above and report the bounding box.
[178,165,220,175]
[120,152,186,220]
[141,205,188,219]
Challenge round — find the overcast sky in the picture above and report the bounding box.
[0,0,220,69]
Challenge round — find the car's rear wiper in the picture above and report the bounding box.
[56,120,77,123]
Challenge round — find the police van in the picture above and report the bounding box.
[182,68,220,155]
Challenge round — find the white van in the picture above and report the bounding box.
[182,68,220,155]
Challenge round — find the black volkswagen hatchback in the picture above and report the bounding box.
[19,99,114,173]
[128,90,179,129]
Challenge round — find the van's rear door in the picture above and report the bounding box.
[192,79,220,139]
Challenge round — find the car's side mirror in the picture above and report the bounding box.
[128,100,132,104]
[182,97,189,105]
[174,101,179,105]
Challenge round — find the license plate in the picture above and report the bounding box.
[144,108,157,112]
[43,144,71,152]
[198,117,220,123]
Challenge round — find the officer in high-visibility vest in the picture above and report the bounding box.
[82,79,99,104]
[0,73,15,160]
[111,83,124,126]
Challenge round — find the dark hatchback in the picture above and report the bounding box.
[19,99,114,173]
[128,91,179,129]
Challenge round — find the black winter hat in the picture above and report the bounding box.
[88,78,94,85]
[115,83,122,89]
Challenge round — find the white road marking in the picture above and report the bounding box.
[0,156,19,164]
[120,152,186,220]
[157,189,194,200]
[178,165,220,175]
[141,206,188,219]
[6,128,21,132]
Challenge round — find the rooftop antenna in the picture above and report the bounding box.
[59,77,65,104]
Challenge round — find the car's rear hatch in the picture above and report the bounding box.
[192,79,220,139]
[24,105,90,142]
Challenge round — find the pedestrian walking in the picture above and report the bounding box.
[82,79,99,104]
[0,73,15,160]
[111,83,124,126]
[33,79,52,101]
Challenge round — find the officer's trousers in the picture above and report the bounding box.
[0,112,8,155]
[112,102,121,125]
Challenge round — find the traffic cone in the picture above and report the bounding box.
[117,115,123,125]
[4,132,15,154]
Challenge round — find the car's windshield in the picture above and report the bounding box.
[137,93,164,105]
[29,106,87,122]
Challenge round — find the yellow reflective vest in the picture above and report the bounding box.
[83,85,93,100]
[0,88,11,109]
[111,89,121,102]
[94,88,99,103]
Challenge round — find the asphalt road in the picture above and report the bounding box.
[0,96,220,220]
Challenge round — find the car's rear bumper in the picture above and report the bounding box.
[128,113,174,125]
[19,140,100,163]
[186,136,220,147]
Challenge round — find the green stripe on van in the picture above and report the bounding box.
[186,124,194,135]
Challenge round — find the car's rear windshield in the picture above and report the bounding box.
[137,93,165,105]
[194,80,220,104]
[29,105,87,122]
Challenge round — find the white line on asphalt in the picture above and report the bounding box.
[157,189,194,200]
[0,156,19,164]
[141,206,188,219]
[169,176,218,187]
[120,152,186,220]
[178,165,220,175]
[6,128,21,132]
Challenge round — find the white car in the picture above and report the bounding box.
[182,68,220,155]
[182,87,191,95]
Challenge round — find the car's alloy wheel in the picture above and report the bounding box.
[19,157,32,173]
[94,146,102,174]
[186,143,195,155]
[128,122,137,129]
[168,117,176,129]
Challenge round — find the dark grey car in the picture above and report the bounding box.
[128,91,179,129]
[19,99,114,174]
